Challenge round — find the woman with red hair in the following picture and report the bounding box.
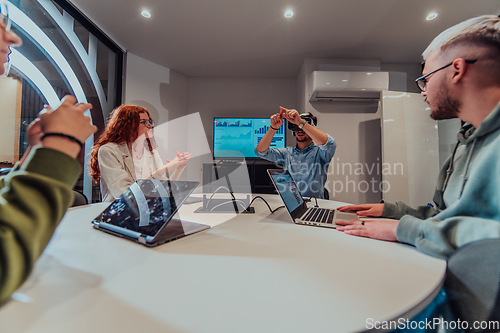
[90,105,191,202]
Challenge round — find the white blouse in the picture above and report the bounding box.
[98,142,167,202]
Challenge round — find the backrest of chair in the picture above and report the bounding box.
[72,190,88,207]
[444,238,500,333]
[0,168,12,176]
[1,168,89,207]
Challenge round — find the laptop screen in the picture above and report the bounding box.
[269,171,304,213]
[94,179,198,237]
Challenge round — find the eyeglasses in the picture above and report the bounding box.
[415,59,477,92]
[0,2,11,31]
[140,119,155,127]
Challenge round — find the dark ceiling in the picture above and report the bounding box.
[70,0,500,77]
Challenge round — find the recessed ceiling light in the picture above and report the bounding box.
[284,10,293,18]
[141,10,151,18]
[426,13,438,21]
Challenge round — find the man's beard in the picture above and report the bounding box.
[295,132,310,142]
[430,84,461,120]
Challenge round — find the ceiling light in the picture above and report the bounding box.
[141,10,151,18]
[426,13,438,21]
[284,10,293,18]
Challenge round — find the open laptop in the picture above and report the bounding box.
[267,169,359,228]
[92,179,210,247]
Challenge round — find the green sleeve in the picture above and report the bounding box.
[381,201,440,220]
[0,147,81,303]
[396,215,500,259]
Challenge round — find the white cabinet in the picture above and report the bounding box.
[380,91,439,207]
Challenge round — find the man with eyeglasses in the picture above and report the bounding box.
[0,2,97,302]
[337,14,500,259]
[334,15,500,330]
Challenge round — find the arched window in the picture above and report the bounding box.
[4,0,123,201]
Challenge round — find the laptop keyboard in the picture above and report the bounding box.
[302,208,334,224]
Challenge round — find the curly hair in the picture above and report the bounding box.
[89,104,154,183]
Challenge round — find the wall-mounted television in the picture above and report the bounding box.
[213,117,286,159]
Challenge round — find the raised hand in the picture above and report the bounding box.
[280,107,301,125]
[165,151,192,170]
[25,118,43,147]
[270,111,283,129]
[38,95,97,158]
[39,96,96,143]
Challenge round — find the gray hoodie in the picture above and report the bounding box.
[382,101,500,259]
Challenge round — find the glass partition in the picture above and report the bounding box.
[3,0,123,202]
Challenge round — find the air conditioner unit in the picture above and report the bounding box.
[308,71,389,102]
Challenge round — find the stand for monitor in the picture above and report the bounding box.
[202,160,282,194]
[196,165,254,214]
[194,194,255,214]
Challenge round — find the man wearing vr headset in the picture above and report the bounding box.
[255,107,336,199]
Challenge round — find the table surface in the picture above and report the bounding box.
[0,194,446,333]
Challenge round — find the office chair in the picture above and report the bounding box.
[1,167,88,207]
[323,188,330,200]
[0,167,11,176]
[71,190,89,207]
[444,238,500,333]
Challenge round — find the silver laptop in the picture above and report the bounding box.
[92,179,210,247]
[268,169,359,228]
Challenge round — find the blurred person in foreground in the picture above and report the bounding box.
[0,1,97,303]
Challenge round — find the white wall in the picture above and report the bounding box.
[381,91,440,207]
[124,52,171,123]
[159,70,189,121]
[124,54,440,205]
[186,77,297,184]
[125,52,210,185]
[380,63,422,94]
[0,77,20,164]
[298,58,383,204]
[188,77,297,146]
[296,58,428,205]
[124,57,297,186]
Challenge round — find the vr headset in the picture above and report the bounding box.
[287,113,317,132]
